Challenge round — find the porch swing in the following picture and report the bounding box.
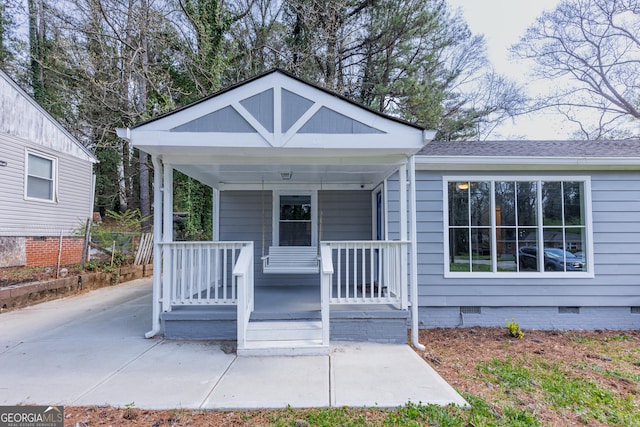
[260,184,320,274]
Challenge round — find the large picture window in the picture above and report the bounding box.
[445,177,590,276]
[25,151,56,202]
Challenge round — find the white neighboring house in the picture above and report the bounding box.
[0,70,97,268]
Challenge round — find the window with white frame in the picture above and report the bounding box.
[445,178,589,275]
[25,151,56,201]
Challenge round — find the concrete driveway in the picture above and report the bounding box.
[0,278,466,409]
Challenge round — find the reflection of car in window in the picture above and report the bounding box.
[518,247,584,271]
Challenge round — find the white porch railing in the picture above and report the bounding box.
[162,241,251,306]
[321,241,408,308]
[234,243,255,351]
[319,245,333,346]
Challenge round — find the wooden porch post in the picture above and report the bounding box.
[399,163,409,310]
[161,163,173,312]
[212,188,220,241]
[145,155,163,338]
[408,156,425,350]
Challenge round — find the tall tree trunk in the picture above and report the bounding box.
[27,0,45,102]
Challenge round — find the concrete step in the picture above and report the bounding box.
[240,320,327,356]
[246,320,323,341]
[238,339,329,356]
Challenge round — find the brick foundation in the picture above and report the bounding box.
[25,236,84,267]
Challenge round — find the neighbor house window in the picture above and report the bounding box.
[445,177,590,275]
[25,151,56,201]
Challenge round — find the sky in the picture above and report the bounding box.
[446,0,574,140]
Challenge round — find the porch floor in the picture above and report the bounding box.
[0,278,466,409]
[253,285,401,319]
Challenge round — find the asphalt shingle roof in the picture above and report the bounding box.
[418,140,640,158]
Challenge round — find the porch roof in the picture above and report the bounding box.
[118,70,435,189]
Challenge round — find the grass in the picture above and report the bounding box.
[475,356,640,426]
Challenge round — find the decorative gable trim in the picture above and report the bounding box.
[170,106,256,133]
[132,70,426,151]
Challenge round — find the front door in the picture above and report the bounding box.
[273,191,318,246]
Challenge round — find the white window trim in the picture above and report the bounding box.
[271,189,318,247]
[24,149,57,203]
[372,183,386,240]
[442,175,594,279]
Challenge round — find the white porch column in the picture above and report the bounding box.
[399,164,409,310]
[161,163,173,312]
[212,188,220,241]
[145,155,163,338]
[408,156,425,350]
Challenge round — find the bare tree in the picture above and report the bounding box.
[512,0,640,139]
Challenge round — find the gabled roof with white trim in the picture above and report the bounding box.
[127,69,431,157]
[0,70,97,163]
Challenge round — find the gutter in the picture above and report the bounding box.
[145,155,163,339]
[414,155,640,169]
[408,156,425,351]
[116,127,131,141]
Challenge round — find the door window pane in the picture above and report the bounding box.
[280,195,311,220]
[279,195,312,246]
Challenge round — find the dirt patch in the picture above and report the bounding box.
[419,328,640,426]
[62,328,640,426]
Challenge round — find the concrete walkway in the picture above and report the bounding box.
[0,278,466,409]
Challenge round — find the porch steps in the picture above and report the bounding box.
[239,320,328,356]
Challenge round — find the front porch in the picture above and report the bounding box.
[158,241,410,355]
[119,70,433,354]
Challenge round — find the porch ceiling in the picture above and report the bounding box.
[171,153,405,189]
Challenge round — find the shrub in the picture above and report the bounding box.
[506,318,525,339]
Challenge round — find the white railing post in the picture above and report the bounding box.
[161,164,173,313]
[320,244,333,346]
[233,242,254,351]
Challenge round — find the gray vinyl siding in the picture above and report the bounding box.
[318,190,372,240]
[389,169,640,308]
[0,133,94,237]
[171,106,255,133]
[219,190,371,287]
[281,89,313,132]
[298,107,384,134]
[240,89,274,132]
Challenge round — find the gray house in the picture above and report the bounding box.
[0,70,97,268]
[118,70,640,355]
